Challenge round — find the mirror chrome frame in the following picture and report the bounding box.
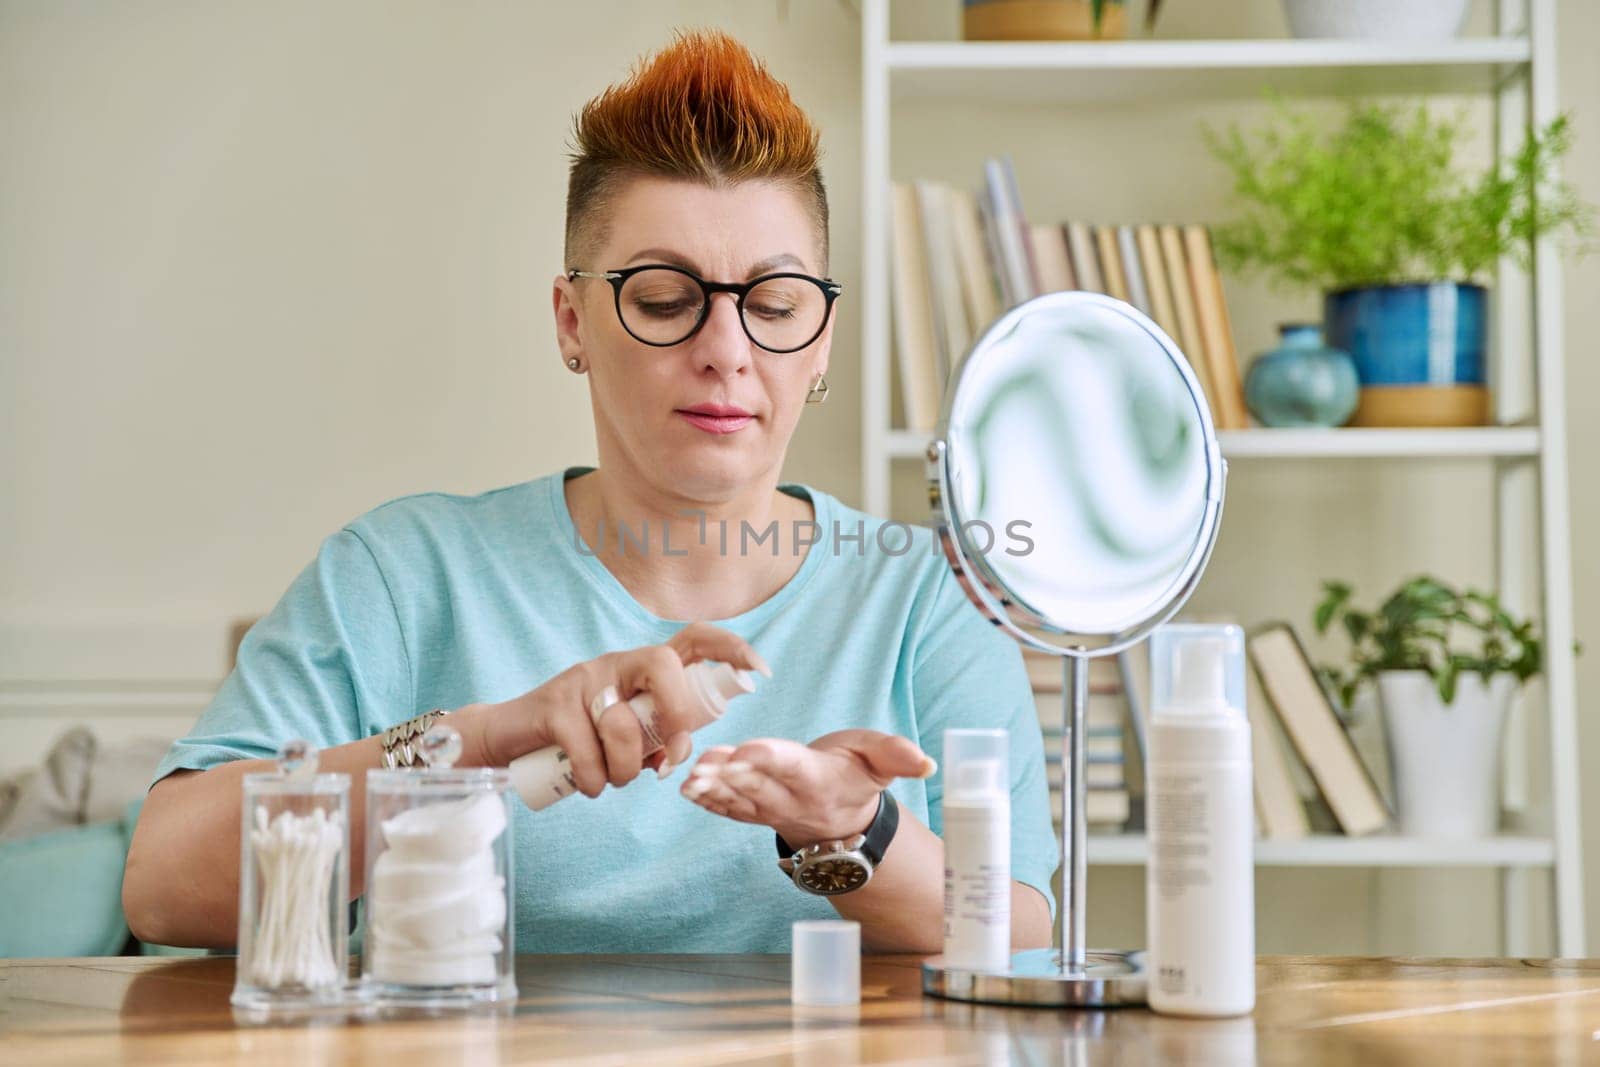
[926,291,1228,659]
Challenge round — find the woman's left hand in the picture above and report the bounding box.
[681,729,936,846]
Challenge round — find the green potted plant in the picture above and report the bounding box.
[1313,575,1542,837]
[1206,100,1592,427]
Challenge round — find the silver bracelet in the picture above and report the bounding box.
[380,709,447,769]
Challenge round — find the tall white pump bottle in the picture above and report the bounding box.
[1146,624,1255,1017]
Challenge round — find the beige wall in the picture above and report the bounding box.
[2,0,1595,955]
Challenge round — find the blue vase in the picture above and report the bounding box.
[1324,282,1486,386]
[1244,324,1360,428]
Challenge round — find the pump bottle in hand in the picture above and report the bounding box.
[507,660,757,811]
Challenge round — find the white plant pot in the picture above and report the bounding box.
[1282,0,1471,40]
[1378,670,1515,838]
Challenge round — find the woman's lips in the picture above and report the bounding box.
[677,408,754,435]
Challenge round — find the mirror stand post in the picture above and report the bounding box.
[1062,653,1089,973]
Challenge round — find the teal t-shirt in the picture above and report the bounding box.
[153,469,1059,952]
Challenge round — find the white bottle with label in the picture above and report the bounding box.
[1146,624,1255,1017]
[941,728,1011,971]
[507,660,756,811]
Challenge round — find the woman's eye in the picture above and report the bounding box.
[634,299,697,318]
[748,303,797,320]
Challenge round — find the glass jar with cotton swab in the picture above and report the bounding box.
[231,739,352,1013]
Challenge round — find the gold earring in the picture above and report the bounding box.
[805,373,829,404]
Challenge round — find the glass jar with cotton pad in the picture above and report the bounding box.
[232,739,352,1013]
[362,724,516,1006]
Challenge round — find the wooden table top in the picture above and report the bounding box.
[6,954,1600,1065]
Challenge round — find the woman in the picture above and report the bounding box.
[124,30,1056,954]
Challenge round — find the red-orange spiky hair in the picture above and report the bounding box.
[564,30,829,270]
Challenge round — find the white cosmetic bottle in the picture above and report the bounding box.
[941,728,1011,971]
[1146,624,1255,1017]
[507,660,757,811]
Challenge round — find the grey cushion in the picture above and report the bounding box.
[0,726,96,843]
[84,735,173,825]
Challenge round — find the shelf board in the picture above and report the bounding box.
[1082,833,1555,868]
[886,38,1530,103]
[886,427,1540,461]
[1218,426,1540,458]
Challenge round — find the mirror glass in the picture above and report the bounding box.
[935,292,1224,644]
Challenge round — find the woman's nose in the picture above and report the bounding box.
[693,293,754,375]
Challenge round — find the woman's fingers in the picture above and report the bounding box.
[666,621,772,678]
[716,752,803,818]
[852,733,938,784]
[593,698,646,788]
[546,691,613,798]
[611,644,701,739]
[655,731,694,778]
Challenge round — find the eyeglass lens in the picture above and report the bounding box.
[618,269,826,351]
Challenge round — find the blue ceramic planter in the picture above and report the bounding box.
[1244,324,1360,428]
[1324,282,1486,386]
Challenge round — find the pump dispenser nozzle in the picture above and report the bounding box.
[1173,637,1230,712]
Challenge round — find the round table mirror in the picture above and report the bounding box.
[923,291,1228,1007]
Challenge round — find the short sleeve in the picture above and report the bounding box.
[149,528,414,785]
[912,566,1060,918]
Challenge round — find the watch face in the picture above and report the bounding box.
[798,857,869,895]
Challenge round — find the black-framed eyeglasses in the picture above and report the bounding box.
[566,264,843,354]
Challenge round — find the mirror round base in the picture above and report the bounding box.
[922,948,1148,1008]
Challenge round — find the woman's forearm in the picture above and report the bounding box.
[122,734,391,950]
[825,809,1053,954]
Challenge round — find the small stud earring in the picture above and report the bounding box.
[566,357,583,372]
[804,373,829,405]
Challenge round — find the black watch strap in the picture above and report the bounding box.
[775,790,900,865]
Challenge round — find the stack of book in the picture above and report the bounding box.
[1025,651,1133,833]
[891,157,1249,433]
[1245,622,1391,839]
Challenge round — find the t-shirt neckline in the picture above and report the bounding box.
[547,468,832,633]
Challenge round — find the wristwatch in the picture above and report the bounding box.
[776,791,900,896]
[380,709,447,769]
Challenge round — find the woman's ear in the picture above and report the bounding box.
[811,313,834,381]
[553,274,586,368]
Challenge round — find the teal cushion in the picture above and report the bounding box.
[0,818,129,957]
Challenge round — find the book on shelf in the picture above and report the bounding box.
[1116,225,1152,318]
[913,181,969,387]
[1117,639,1150,800]
[1023,649,1121,693]
[946,187,1003,342]
[1064,221,1102,294]
[982,156,1036,307]
[1245,646,1312,840]
[1155,224,1217,419]
[1029,223,1076,293]
[1134,223,1181,348]
[1182,225,1250,431]
[1247,623,1390,837]
[888,182,943,432]
[1095,225,1129,304]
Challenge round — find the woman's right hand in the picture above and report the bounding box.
[451,622,771,797]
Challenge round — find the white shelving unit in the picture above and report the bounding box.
[860,0,1582,957]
